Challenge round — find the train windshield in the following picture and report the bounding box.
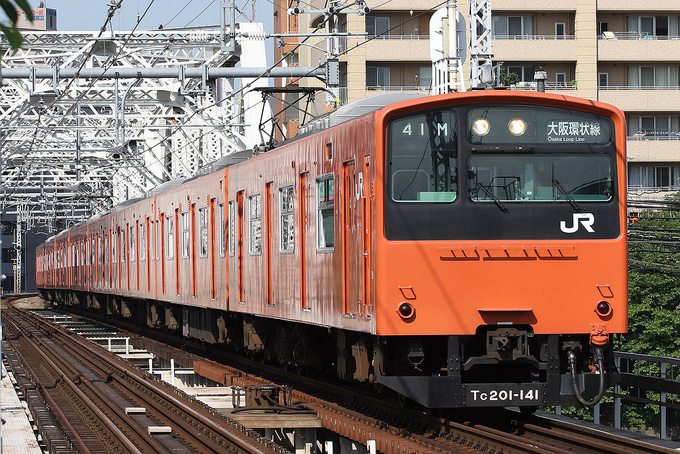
[388,110,457,202]
[465,105,614,204]
[468,155,613,203]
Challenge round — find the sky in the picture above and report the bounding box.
[44,0,273,33]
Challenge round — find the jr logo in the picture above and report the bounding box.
[560,213,595,234]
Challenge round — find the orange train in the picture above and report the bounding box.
[37,91,627,408]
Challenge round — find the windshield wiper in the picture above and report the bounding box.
[552,178,583,212]
[476,182,508,212]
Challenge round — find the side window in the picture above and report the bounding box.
[199,206,209,258]
[249,194,262,255]
[112,231,117,263]
[121,228,126,262]
[280,185,294,253]
[166,216,174,259]
[129,225,135,262]
[228,201,235,256]
[181,212,190,258]
[140,223,146,261]
[218,203,226,257]
[317,175,335,250]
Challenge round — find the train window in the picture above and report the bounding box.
[280,185,295,253]
[249,194,262,255]
[228,201,235,256]
[140,223,146,261]
[317,175,335,250]
[129,225,135,262]
[468,155,613,203]
[112,231,117,264]
[218,204,226,257]
[166,216,174,259]
[104,234,108,265]
[121,228,126,262]
[199,207,209,258]
[388,109,457,202]
[181,212,190,259]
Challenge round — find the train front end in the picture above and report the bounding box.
[372,91,627,408]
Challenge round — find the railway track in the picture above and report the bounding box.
[1,300,288,454]
[5,296,679,454]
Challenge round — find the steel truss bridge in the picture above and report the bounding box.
[0,22,280,231]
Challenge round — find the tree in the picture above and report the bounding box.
[1,0,33,49]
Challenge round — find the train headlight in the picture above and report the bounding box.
[596,301,612,317]
[508,118,527,136]
[471,118,490,136]
[397,302,415,320]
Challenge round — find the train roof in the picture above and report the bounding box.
[297,92,428,136]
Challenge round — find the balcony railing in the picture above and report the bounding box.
[493,34,575,40]
[599,86,680,90]
[366,34,430,40]
[510,82,577,90]
[600,31,680,40]
[366,85,431,93]
[628,131,680,141]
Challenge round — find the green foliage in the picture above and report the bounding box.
[1,0,33,49]
[499,66,520,86]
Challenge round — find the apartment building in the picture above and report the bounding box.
[274,0,680,195]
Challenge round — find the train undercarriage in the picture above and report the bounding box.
[40,288,618,409]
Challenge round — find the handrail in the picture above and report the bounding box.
[600,31,680,41]
[493,34,575,40]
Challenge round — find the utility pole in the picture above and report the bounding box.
[469,0,494,88]
[287,0,370,108]
[430,1,466,94]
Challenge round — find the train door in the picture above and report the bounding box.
[237,191,245,303]
[299,172,309,310]
[342,160,364,316]
[265,183,273,306]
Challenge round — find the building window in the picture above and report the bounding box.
[367,66,390,87]
[507,66,535,83]
[366,16,389,37]
[493,16,533,37]
[218,203,226,257]
[199,206,209,258]
[249,194,261,255]
[598,72,609,87]
[628,66,680,88]
[627,16,680,38]
[556,73,567,86]
[419,66,432,88]
[317,175,335,250]
[555,22,565,37]
[280,185,294,253]
[629,165,680,191]
[181,212,190,258]
[627,115,679,137]
[166,216,174,259]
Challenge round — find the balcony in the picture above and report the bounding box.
[599,87,680,112]
[627,133,680,164]
[599,33,680,62]
[493,0,576,11]
[493,35,576,61]
[365,35,430,62]
[364,86,430,98]
[598,0,680,11]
